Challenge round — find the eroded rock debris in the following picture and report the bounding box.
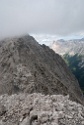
[0,93,84,125]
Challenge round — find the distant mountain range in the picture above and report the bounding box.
[50,38,84,55]
[50,38,84,91]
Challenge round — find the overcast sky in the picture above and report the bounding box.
[0,0,84,39]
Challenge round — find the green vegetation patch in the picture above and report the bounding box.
[63,54,84,91]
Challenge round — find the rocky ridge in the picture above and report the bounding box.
[0,35,83,104]
[0,35,84,125]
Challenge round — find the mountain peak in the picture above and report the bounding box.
[57,39,65,42]
[0,35,83,105]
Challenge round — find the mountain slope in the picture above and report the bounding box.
[0,35,83,104]
[50,38,84,92]
[63,54,84,91]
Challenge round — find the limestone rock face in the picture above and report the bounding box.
[0,93,84,125]
[0,35,83,104]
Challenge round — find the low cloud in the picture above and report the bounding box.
[0,0,84,39]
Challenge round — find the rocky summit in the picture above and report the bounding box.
[0,35,83,105]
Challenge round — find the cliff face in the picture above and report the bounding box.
[0,35,83,104]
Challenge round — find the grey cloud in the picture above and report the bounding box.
[0,0,84,39]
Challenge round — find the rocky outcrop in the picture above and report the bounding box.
[0,93,84,125]
[0,35,83,104]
